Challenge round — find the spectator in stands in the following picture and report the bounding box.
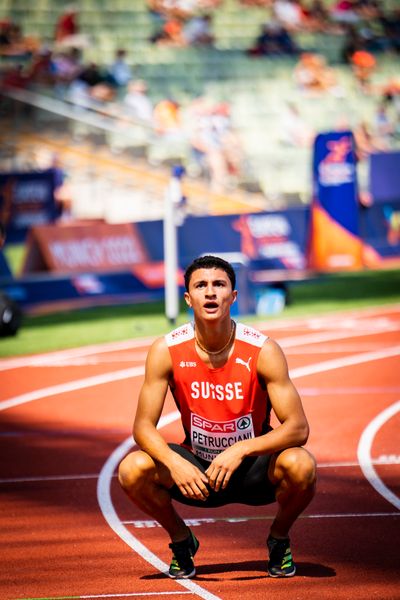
[150,16,186,46]
[185,97,244,192]
[379,6,400,54]
[301,0,336,33]
[293,52,341,96]
[273,0,305,32]
[373,100,395,147]
[331,0,360,25]
[1,63,29,90]
[153,97,182,135]
[248,20,300,56]
[0,19,40,58]
[182,13,214,45]
[106,48,133,90]
[55,6,79,43]
[51,46,83,99]
[280,102,315,147]
[121,79,154,125]
[353,118,389,160]
[28,47,57,87]
[350,49,376,93]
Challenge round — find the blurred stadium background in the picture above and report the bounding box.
[0,0,399,346]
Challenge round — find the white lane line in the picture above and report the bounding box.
[1,304,399,372]
[357,400,400,511]
[299,386,400,395]
[2,343,399,413]
[0,337,155,371]
[122,512,400,529]
[289,345,400,379]
[256,304,400,331]
[2,457,400,485]
[96,341,400,593]
[2,313,399,595]
[97,411,221,600]
[0,366,144,412]
[12,592,193,599]
[278,325,400,350]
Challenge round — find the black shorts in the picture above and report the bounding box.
[168,443,277,508]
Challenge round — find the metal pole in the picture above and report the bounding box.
[163,166,184,325]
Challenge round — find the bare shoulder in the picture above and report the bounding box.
[145,335,172,378]
[257,337,289,379]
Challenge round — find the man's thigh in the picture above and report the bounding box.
[168,443,277,508]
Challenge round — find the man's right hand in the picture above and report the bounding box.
[168,453,210,501]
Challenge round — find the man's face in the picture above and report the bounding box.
[184,268,237,320]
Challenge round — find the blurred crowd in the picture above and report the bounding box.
[0,0,400,196]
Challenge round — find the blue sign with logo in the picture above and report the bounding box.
[0,169,59,242]
[313,131,359,235]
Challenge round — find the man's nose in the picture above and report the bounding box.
[205,285,216,296]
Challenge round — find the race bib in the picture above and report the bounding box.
[191,413,254,462]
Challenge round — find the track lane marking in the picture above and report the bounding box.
[2,457,400,485]
[1,304,399,373]
[97,412,221,600]
[0,367,144,412]
[3,309,399,598]
[97,344,400,598]
[12,592,193,599]
[357,400,400,511]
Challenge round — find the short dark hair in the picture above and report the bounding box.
[184,255,236,291]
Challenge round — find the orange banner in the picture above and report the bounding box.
[23,222,149,274]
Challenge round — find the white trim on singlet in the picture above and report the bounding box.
[165,321,268,349]
[235,322,268,347]
[165,322,195,347]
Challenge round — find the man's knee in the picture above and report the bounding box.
[118,450,154,491]
[273,447,317,489]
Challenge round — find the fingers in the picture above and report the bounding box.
[205,464,231,492]
[180,480,209,501]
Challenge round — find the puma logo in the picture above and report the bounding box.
[235,356,252,372]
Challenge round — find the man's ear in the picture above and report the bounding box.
[231,290,238,305]
[184,291,191,307]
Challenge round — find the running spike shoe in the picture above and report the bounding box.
[267,534,296,577]
[168,529,200,579]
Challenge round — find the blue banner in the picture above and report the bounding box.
[359,201,400,259]
[0,251,11,277]
[137,208,310,270]
[369,151,400,204]
[1,270,165,314]
[0,169,59,242]
[312,130,359,235]
[309,130,363,270]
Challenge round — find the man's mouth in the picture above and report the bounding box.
[204,302,218,309]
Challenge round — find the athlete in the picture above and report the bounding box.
[118,255,316,579]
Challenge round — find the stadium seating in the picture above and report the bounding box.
[0,0,399,220]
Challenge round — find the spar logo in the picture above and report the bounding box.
[237,416,251,430]
[318,136,355,186]
[191,414,252,433]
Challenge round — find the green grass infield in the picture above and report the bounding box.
[0,268,399,358]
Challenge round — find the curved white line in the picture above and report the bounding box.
[96,411,221,600]
[3,322,399,591]
[0,367,144,411]
[357,400,400,511]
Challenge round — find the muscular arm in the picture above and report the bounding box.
[206,338,309,490]
[134,337,209,500]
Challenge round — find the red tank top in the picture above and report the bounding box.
[166,321,272,462]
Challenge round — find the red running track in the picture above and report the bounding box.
[1,305,400,600]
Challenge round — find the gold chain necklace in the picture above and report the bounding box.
[195,320,236,356]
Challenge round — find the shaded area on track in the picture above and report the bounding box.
[1,307,400,600]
